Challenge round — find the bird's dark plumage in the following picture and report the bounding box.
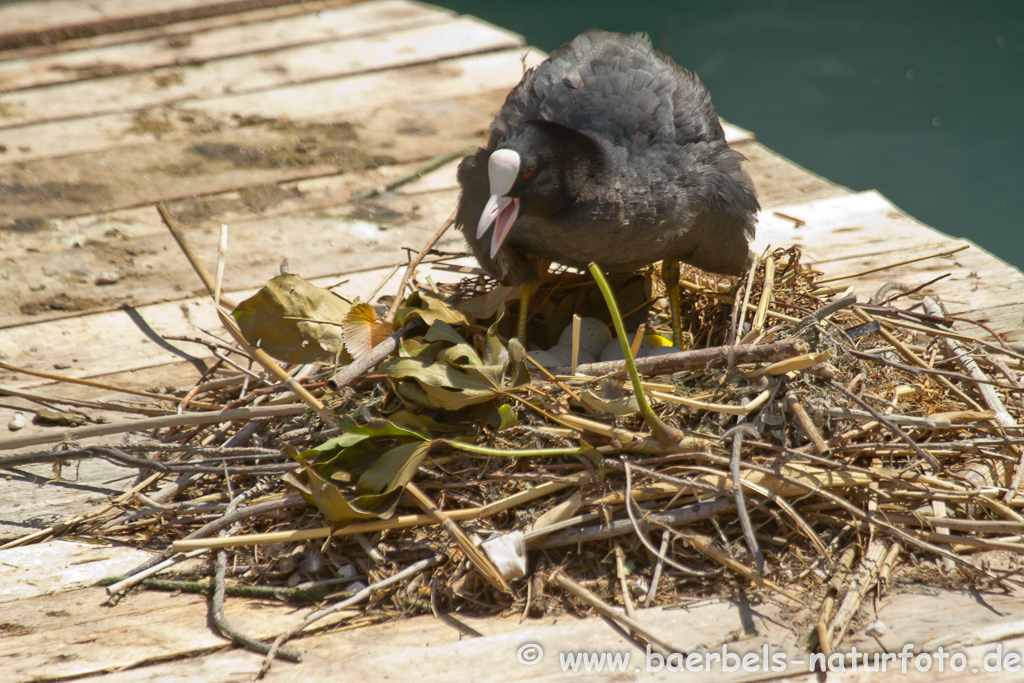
[455,30,759,287]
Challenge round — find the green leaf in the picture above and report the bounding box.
[497,403,518,430]
[383,356,503,410]
[393,291,467,328]
[285,421,430,523]
[233,274,352,365]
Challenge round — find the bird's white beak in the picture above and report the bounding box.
[477,149,522,258]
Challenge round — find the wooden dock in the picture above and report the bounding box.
[1,1,1023,680]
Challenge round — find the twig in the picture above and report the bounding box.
[326,330,402,391]
[386,211,456,323]
[0,404,306,452]
[813,244,969,284]
[830,380,941,471]
[561,339,808,377]
[725,421,765,575]
[258,554,444,678]
[404,482,510,593]
[550,570,683,655]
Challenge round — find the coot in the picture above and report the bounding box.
[456,30,758,344]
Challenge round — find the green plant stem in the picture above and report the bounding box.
[588,263,682,447]
[442,439,586,458]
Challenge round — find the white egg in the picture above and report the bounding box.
[557,317,612,359]
[526,349,564,369]
[599,335,653,362]
[547,344,595,366]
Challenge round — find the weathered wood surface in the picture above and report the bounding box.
[0,0,328,51]
[0,0,451,91]
[0,0,1021,681]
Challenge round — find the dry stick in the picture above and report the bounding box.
[326,330,402,391]
[830,380,941,471]
[726,420,765,575]
[550,570,683,655]
[385,210,456,324]
[920,297,1023,501]
[157,202,237,309]
[0,469,164,551]
[563,338,807,377]
[816,547,857,655]
[533,497,732,550]
[618,460,724,579]
[124,496,307,578]
[643,530,671,607]
[786,395,831,455]
[828,539,888,649]
[789,293,857,335]
[174,478,576,551]
[848,348,1021,392]
[752,253,775,332]
[404,482,510,594]
[813,243,970,285]
[613,545,636,620]
[649,447,984,574]
[0,384,173,416]
[0,360,218,410]
[851,306,984,409]
[0,404,306,452]
[730,252,760,345]
[258,554,444,678]
[209,479,303,662]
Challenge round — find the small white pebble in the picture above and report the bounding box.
[347,581,368,592]
[8,412,26,431]
[631,578,650,597]
[337,564,358,580]
[864,620,887,636]
[93,272,121,285]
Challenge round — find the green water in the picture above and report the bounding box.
[436,0,1024,271]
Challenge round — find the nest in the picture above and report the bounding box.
[3,211,1023,673]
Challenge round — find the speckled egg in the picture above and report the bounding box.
[556,317,612,359]
[547,344,596,367]
[526,349,564,369]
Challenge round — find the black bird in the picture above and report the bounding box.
[456,30,759,344]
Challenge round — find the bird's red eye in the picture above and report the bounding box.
[523,168,534,179]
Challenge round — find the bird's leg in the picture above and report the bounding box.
[661,260,682,348]
[516,282,532,344]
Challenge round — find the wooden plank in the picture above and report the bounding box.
[0,16,523,133]
[754,191,1024,340]
[0,0,366,61]
[0,223,462,388]
[0,578,797,683]
[0,585,354,682]
[0,50,535,230]
[0,460,136,541]
[0,93,501,233]
[0,167,464,329]
[0,0,322,51]
[0,540,152,601]
[0,0,454,92]
[733,139,851,209]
